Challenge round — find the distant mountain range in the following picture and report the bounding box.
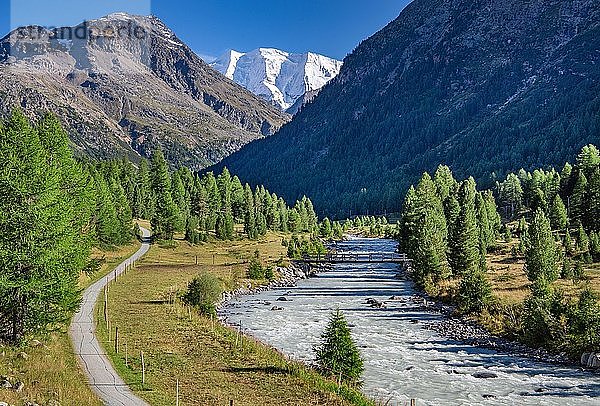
[213,0,600,217]
[210,48,342,114]
[0,13,289,168]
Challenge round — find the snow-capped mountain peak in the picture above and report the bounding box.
[211,48,342,112]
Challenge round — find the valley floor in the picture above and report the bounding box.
[94,231,369,406]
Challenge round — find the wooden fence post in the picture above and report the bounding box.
[176,379,180,406]
[141,351,146,385]
[115,327,119,354]
[103,287,108,325]
[125,342,128,367]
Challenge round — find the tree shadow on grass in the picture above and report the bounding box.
[225,366,291,375]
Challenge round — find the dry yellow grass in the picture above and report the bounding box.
[96,233,371,406]
[0,240,141,406]
[487,239,600,305]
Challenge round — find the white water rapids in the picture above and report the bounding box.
[220,237,599,405]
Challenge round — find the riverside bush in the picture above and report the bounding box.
[182,272,223,317]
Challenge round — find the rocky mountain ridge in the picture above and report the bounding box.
[0,13,289,168]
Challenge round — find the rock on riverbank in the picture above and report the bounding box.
[219,262,330,307]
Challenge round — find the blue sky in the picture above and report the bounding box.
[1,0,410,60]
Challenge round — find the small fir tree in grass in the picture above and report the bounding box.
[576,224,590,254]
[564,229,574,256]
[517,217,528,236]
[314,309,364,387]
[573,261,585,283]
[561,257,573,280]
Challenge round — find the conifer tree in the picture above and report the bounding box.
[399,186,419,254]
[498,173,523,217]
[150,150,181,240]
[193,181,209,231]
[314,309,364,386]
[586,169,600,231]
[0,111,93,343]
[185,215,201,244]
[560,162,573,197]
[484,191,502,242]
[577,144,600,177]
[231,176,245,222]
[449,179,480,276]
[134,159,152,219]
[217,168,232,213]
[203,172,221,231]
[571,171,588,224]
[433,165,457,202]
[576,224,590,255]
[333,221,344,239]
[475,192,493,251]
[110,178,133,244]
[530,188,548,214]
[549,195,568,231]
[525,209,559,283]
[564,229,574,256]
[243,184,257,239]
[277,198,289,232]
[409,173,450,284]
[94,172,121,245]
[320,218,333,238]
[458,269,492,313]
[303,197,319,233]
[172,170,189,224]
[443,193,461,242]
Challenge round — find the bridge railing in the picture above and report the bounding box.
[300,252,410,263]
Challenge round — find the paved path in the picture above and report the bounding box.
[70,227,151,406]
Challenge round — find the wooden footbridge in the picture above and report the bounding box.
[298,252,411,265]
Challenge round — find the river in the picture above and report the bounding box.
[220,237,599,405]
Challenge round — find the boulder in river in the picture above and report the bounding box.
[276,296,289,302]
[366,298,385,308]
[472,372,498,379]
[271,306,284,311]
[581,352,600,368]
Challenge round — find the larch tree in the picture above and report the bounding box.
[0,111,93,343]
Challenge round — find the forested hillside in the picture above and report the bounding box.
[213,0,600,217]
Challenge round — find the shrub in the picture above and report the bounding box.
[182,272,223,317]
[247,256,266,280]
[264,266,275,281]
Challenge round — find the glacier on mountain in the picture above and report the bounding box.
[211,48,342,112]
